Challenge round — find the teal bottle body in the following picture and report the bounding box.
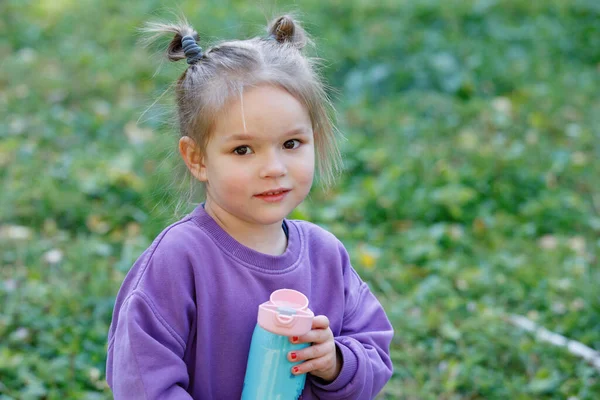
[241,325,310,400]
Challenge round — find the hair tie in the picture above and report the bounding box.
[182,35,203,64]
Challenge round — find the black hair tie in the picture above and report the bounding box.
[182,35,203,64]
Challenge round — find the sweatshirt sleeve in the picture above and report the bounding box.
[106,291,193,399]
[309,242,394,399]
[106,227,197,399]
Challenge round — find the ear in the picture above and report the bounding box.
[179,136,208,182]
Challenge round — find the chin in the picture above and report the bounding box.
[250,210,291,226]
[249,202,298,224]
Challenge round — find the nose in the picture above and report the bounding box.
[259,149,287,179]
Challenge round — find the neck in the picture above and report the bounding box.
[203,197,287,256]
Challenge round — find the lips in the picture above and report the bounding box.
[255,188,291,196]
[254,188,291,203]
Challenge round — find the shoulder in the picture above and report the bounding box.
[149,213,214,258]
[287,219,351,263]
[111,213,208,326]
[129,213,216,288]
[289,219,341,247]
[111,216,202,348]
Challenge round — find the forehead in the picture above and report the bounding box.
[211,84,312,140]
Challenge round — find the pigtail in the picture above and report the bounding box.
[140,19,201,63]
[267,15,308,50]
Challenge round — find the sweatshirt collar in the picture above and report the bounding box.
[189,204,302,272]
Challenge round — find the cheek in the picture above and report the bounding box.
[207,160,251,193]
[295,150,315,185]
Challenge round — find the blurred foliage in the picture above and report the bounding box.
[1,0,600,398]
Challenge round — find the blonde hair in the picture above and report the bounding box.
[142,14,342,209]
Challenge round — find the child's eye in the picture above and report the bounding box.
[283,139,301,150]
[233,146,253,155]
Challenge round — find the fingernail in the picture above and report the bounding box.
[292,336,299,343]
[293,366,299,374]
[291,352,297,360]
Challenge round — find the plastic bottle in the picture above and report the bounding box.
[241,289,314,400]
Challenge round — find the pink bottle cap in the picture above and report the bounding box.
[257,289,314,336]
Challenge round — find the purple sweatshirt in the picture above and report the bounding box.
[106,204,393,399]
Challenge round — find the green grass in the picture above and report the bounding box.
[1,0,599,398]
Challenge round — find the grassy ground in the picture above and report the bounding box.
[1,0,599,398]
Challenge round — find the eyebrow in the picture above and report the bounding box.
[224,128,311,142]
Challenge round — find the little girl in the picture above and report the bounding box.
[106,14,393,399]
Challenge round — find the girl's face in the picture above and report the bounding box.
[199,84,315,227]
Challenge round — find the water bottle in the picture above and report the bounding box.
[241,289,314,400]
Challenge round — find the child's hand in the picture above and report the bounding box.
[288,315,342,383]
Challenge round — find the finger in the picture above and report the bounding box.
[288,316,331,344]
[288,341,335,362]
[303,327,333,344]
[312,315,330,329]
[291,351,335,375]
[290,327,332,345]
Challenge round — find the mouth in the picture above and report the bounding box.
[254,188,291,202]
[256,188,291,196]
